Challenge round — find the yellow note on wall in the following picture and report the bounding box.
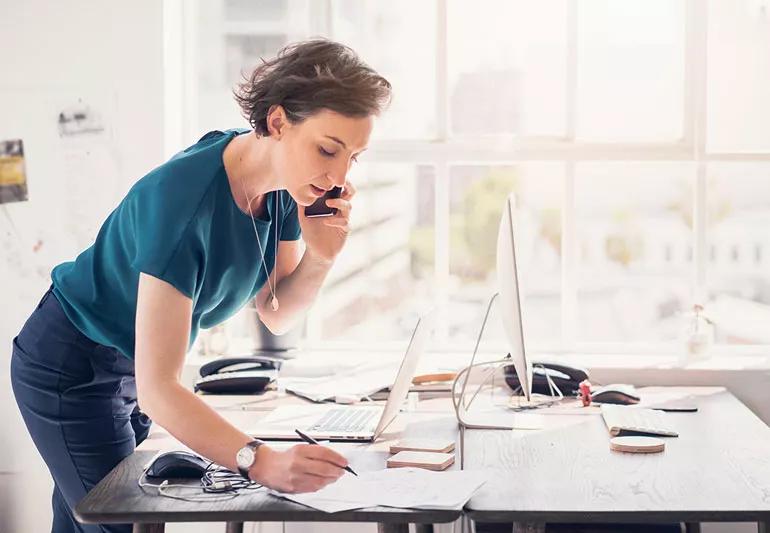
[0,139,28,204]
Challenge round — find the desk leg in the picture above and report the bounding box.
[132,524,164,533]
[225,522,244,533]
[685,523,701,533]
[511,523,545,533]
[758,521,769,533]
[377,524,409,533]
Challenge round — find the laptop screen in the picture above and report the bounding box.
[373,311,434,439]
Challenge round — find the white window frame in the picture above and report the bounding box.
[170,0,770,356]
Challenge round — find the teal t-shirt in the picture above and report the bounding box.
[51,129,301,359]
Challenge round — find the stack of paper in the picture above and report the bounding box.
[272,468,487,513]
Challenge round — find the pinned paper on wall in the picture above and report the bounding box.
[0,139,28,205]
[58,101,105,137]
[55,94,120,250]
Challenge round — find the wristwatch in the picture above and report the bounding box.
[236,439,265,480]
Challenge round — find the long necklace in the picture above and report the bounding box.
[240,178,280,311]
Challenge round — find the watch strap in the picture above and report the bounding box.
[237,439,264,480]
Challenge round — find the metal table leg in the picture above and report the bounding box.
[511,523,545,533]
[132,523,164,533]
[378,524,409,533]
[225,522,244,533]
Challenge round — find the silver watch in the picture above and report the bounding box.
[236,439,264,480]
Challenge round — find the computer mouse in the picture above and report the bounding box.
[591,384,641,405]
[145,451,211,479]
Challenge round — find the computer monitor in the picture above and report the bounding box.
[496,194,533,401]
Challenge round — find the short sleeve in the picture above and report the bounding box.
[126,179,207,300]
[279,192,302,241]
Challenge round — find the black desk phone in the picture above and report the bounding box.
[503,357,589,396]
[194,356,280,394]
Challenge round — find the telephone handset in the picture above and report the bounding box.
[194,356,280,394]
[503,357,589,396]
[305,186,342,217]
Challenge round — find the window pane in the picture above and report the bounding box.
[224,0,286,21]
[448,0,568,137]
[224,34,286,86]
[194,0,312,134]
[706,164,770,344]
[576,0,685,142]
[331,0,437,140]
[576,163,694,342]
[312,163,436,341]
[449,164,563,349]
[706,0,770,152]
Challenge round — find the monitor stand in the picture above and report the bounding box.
[451,292,566,431]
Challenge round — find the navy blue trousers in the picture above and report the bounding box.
[11,287,152,533]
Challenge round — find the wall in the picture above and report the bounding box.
[0,2,164,532]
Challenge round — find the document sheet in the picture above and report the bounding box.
[272,467,488,513]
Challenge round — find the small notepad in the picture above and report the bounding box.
[387,451,455,471]
[390,438,455,454]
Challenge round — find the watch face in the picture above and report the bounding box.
[236,447,255,469]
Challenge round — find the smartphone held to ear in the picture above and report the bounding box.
[305,186,342,217]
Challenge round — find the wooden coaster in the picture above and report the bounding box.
[610,436,666,454]
[386,451,455,471]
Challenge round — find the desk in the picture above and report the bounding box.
[462,388,770,532]
[74,393,461,533]
[74,386,770,532]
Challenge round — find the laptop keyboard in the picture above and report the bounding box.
[310,408,379,433]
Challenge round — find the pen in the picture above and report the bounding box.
[294,429,358,477]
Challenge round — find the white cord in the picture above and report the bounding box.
[451,357,511,422]
[136,461,262,503]
[137,476,238,502]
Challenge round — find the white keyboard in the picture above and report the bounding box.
[601,404,679,437]
[310,408,379,433]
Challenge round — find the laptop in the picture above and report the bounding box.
[250,312,433,442]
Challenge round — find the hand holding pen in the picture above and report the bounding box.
[251,438,353,493]
[295,429,358,476]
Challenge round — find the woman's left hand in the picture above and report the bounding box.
[299,181,356,264]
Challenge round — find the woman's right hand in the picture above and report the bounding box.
[250,443,349,493]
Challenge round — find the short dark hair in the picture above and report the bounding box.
[234,39,392,136]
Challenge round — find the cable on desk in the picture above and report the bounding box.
[137,462,262,502]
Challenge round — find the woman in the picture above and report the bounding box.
[11,39,391,532]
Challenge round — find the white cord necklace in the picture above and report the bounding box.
[240,178,280,312]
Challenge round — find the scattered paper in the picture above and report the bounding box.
[272,468,487,513]
[279,358,403,402]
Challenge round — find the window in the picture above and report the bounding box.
[576,0,685,142]
[706,0,770,152]
[448,0,568,137]
[448,164,563,345]
[180,0,770,353]
[307,163,436,343]
[705,164,770,344]
[331,0,438,140]
[575,163,693,342]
